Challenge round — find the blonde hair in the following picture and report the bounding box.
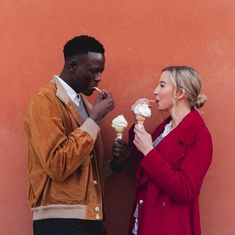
[162,66,207,109]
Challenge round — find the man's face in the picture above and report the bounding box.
[70,52,105,95]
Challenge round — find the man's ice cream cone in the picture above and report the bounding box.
[135,114,146,126]
[111,115,128,139]
[115,127,125,139]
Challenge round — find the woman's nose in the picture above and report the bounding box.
[153,86,158,95]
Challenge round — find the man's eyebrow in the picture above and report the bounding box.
[89,67,104,71]
[160,81,167,84]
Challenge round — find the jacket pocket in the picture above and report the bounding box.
[50,164,89,204]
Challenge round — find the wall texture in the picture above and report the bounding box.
[0,0,235,234]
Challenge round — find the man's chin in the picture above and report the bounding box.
[82,89,94,96]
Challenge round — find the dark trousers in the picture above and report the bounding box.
[33,218,107,235]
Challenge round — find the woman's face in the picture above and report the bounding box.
[153,71,176,112]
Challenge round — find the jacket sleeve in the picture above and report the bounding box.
[127,124,144,176]
[24,94,100,182]
[139,128,213,203]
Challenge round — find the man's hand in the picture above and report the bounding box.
[110,139,130,173]
[90,92,115,124]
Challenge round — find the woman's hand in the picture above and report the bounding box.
[133,125,154,156]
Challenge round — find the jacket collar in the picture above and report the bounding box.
[52,76,92,126]
[152,109,205,144]
[53,76,92,112]
[173,109,204,145]
[53,75,70,104]
[152,109,205,145]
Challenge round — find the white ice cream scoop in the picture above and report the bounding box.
[133,103,152,127]
[111,114,128,139]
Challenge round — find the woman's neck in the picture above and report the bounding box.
[170,103,191,129]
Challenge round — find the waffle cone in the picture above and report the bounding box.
[114,127,124,139]
[135,114,146,126]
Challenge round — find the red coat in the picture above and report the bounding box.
[128,110,213,235]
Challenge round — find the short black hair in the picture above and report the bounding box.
[63,35,105,59]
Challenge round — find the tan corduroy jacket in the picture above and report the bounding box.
[24,76,106,221]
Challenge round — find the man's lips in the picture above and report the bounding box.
[88,87,98,92]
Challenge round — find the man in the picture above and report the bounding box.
[25,35,125,235]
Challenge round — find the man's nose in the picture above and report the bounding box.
[94,72,102,82]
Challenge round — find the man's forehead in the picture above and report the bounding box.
[87,52,104,60]
[75,52,104,63]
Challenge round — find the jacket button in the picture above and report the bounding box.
[93,180,98,185]
[95,214,100,219]
[139,200,144,205]
[162,201,166,207]
[95,207,100,212]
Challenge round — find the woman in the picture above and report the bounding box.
[112,66,213,235]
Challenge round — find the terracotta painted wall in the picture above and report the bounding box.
[1,0,235,234]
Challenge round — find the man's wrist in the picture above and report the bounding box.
[89,114,99,124]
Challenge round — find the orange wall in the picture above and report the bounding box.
[1,1,235,234]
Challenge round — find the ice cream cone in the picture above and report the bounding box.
[115,127,124,139]
[135,114,146,126]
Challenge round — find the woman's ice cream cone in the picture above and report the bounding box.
[133,102,151,127]
[135,114,146,126]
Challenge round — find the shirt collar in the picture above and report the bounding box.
[54,75,80,102]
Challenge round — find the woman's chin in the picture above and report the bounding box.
[158,106,167,112]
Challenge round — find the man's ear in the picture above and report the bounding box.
[175,88,186,100]
[66,59,77,73]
